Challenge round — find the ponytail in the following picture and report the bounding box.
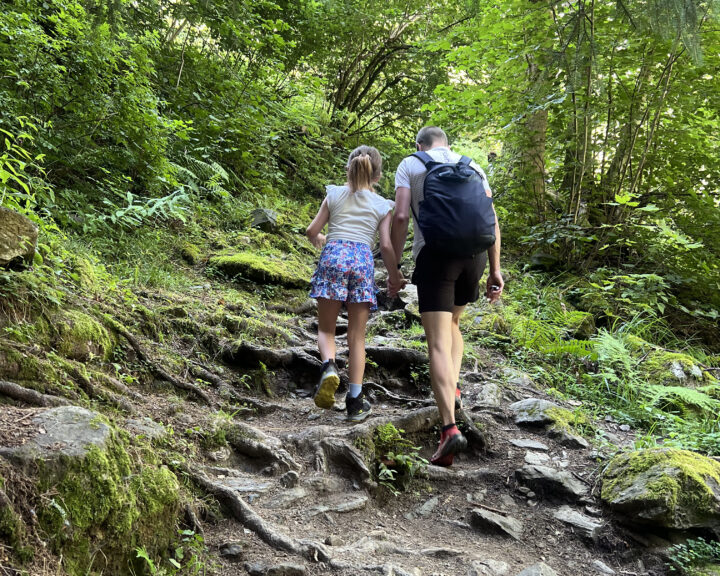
[347,145,382,193]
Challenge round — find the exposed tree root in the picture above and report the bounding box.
[189,363,231,396]
[103,315,213,405]
[66,366,136,414]
[0,380,71,407]
[227,421,300,472]
[364,381,433,406]
[92,372,144,402]
[221,342,321,375]
[188,469,330,562]
[456,407,490,451]
[313,437,373,486]
[365,346,428,369]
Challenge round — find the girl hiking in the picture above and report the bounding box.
[306,145,405,421]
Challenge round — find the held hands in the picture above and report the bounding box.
[486,270,504,303]
[309,233,326,249]
[387,270,407,297]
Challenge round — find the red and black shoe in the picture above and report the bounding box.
[430,428,467,467]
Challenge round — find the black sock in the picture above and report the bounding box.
[442,423,457,433]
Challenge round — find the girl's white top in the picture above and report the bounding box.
[324,185,394,247]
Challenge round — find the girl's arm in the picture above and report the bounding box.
[378,212,405,296]
[306,198,330,249]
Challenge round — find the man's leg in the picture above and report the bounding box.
[450,305,465,384]
[421,311,456,426]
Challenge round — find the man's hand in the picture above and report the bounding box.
[310,233,326,249]
[387,271,407,297]
[486,270,504,303]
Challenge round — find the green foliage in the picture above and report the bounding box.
[373,423,427,495]
[135,530,212,576]
[668,538,720,574]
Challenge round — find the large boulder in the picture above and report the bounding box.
[0,406,180,575]
[601,448,720,531]
[0,207,38,267]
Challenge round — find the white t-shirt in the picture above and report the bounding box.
[325,185,395,247]
[395,147,492,259]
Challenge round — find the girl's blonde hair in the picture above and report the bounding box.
[347,145,382,193]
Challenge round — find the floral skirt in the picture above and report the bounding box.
[309,240,376,309]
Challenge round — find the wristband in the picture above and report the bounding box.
[397,263,402,269]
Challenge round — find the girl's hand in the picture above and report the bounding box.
[310,233,327,249]
[387,271,406,297]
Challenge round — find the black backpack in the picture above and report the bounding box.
[410,151,496,257]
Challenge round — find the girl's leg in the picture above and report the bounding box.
[346,302,371,388]
[317,298,343,361]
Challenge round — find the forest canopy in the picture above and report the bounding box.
[1,0,719,336]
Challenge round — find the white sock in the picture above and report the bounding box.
[348,383,362,398]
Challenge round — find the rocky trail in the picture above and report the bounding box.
[0,278,684,576]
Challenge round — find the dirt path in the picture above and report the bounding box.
[187,305,664,576]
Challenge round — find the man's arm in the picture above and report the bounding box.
[391,186,411,263]
[486,206,504,302]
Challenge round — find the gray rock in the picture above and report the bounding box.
[125,417,167,440]
[0,207,38,267]
[524,452,551,465]
[263,487,308,509]
[416,495,440,516]
[601,448,720,530]
[279,470,299,488]
[219,542,244,559]
[469,559,510,575]
[0,406,111,465]
[421,547,462,557]
[515,465,588,501]
[245,563,306,576]
[308,495,368,516]
[212,471,273,494]
[398,284,420,319]
[470,508,523,540]
[477,383,504,407]
[515,563,559,576]
[552,505,604,541]
[251,208,278,231]
[510,438,549,451]
[591,560,616,574]
[548,427,590,449]
[503,367,534,388]
[325,535,343,546]
[509,398,560,426]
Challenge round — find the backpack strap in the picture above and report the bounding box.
[411,151,435,165]
[459,155,472,165]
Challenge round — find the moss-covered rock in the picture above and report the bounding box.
[643,349,715,387]
[601,448,720,530]
[208,251,310,289]
[561,310,596,339]
[0,406,180,575]
[180,242,202,265]
[55,310,115,362]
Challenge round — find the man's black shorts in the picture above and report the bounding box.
[411,248,488,313]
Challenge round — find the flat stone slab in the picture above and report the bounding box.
[213,472,273,494]
[552,505,604,541]
[308,495,368,516]
[525,452,551,465]
[515,465,588,501]
[509,398,560,426]
[510,439,549,451]
[0,406,110,464]
[470,508,523,540]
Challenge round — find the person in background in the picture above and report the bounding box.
[306,145,405,421]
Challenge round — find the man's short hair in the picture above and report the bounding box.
[416,126,448,147]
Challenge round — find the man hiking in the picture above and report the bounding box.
[391,126,504,466]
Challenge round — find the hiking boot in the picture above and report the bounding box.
[455,383,463,411]
[314,359,340,409]
[430,430,467,467]
[346,392,372,422]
